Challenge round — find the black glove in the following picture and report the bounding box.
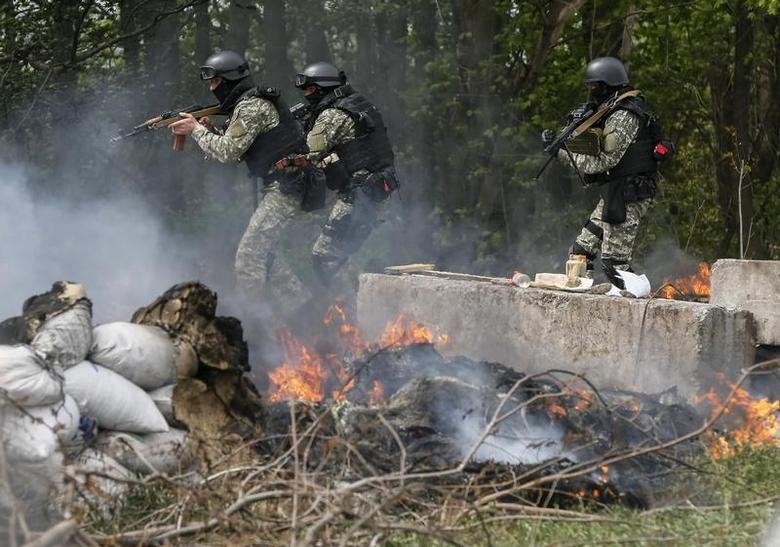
[541,129,556,146]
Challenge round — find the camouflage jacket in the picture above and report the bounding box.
[559,109,639,175]
[305,108,357,164]
[192,96,280,163]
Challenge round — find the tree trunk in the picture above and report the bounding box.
[119,0,141,79]
[194,0,212,64]
[303,0,331,64]
[264,0,293,88]
[226,0,252,56]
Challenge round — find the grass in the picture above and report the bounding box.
[387,446,780,547]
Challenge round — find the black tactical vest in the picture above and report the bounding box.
[584,95,659,185]
[308,86,396,174]
[239,87,307,178]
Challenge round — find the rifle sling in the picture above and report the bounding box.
[571,89,641,137]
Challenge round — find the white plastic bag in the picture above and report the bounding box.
[64,361,169,433]
[93,429,192,476]
[0,395,80,462]
[89,322,177,390]
[0,345,63,407]
[147,384,175,424]
[608,271,652,298]
[30,300,92,369]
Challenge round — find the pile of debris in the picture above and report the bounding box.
[0,281,261,535]
[262,341,704,509]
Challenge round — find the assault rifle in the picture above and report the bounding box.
[289,102,312,122]
[535,102,596,185]
[111,103,224,150]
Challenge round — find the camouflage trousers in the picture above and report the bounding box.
[573,197,653,270]
[235,182,309,312]
[312,189,381,282]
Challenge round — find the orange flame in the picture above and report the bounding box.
[660,262,711,300]
[378,314,450,349]
[267,330,328,403]
[368,381,385,405]
[268,304,449,403]
[694,374,780,459]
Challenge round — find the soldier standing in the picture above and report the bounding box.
[293,62,400,285]
[170,51,322,310]
[544,57,669,288]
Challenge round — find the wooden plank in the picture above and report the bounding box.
[384,263,436,274]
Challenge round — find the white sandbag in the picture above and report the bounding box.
[72,448,136,504]
[31,300,92,369]
[89,322,177,390]
[64,361,169,433]
[0,395,80,462]
[0,345,63,407]
[93,429,193,476]
[147,384,175,424]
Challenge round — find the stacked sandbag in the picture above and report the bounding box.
[0,395,82,462]
[0,345,63,407]
[89,322,196,389]
[92,429,194,476]
[5,282,94,368]
[64,362,169,433]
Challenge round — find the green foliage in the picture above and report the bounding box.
[1,0,778,280]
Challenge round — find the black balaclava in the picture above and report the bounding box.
[213,76,256,112]
[305,84,330,106]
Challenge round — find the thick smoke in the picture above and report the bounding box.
[0,162,199,322]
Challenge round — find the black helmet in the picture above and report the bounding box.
[200,50,250,81]
[294,62,346,89]
[583,57,629,87]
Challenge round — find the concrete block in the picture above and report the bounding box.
[710,259,780,346]
[357,273,755,400]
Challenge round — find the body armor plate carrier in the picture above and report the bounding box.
[584,95,660,186]
[308,86,396,192]
[240,87,308,179]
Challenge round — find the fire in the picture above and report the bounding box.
[368,380,385,405]
[268,330,328,403]
[694,374,780,459]
[267,304,448,403]
[378,315,450,348]
[659,262,711,300]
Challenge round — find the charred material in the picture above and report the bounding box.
[262,344,704,508]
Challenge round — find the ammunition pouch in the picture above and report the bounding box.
[277,165,326,212]
[323,157,351,191]
[598,176,656,224]
[301,167,327,212]
[359,166,399,203]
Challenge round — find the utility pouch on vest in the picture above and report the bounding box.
[322,155,351,191]
[301,167,327,212]
[601,179,627,224]
[360,167,399,203]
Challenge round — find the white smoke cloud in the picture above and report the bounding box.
[0,162,198,322]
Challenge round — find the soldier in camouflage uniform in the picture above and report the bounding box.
[293,62,399,284]
[544,57,666,289]
[171,51,317,309]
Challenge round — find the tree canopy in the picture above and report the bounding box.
[1,0,777,285]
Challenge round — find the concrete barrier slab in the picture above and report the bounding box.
[357,273,755,400]
[710,259,780,346]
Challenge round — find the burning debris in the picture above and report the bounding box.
[659,261,712,301]
[2,280,777,544]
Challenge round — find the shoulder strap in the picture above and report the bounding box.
[572,89,642,136]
